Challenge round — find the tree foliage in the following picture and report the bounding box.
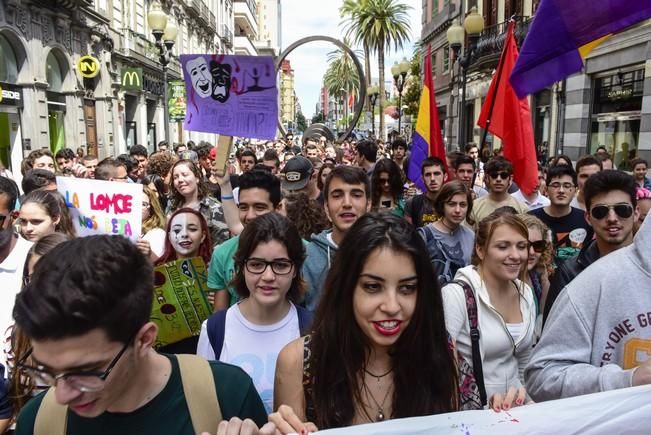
[296,111,307,132]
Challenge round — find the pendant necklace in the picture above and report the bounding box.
[363,381,392,422]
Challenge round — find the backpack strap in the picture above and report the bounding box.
[207,309,228,359]
[177,354,222,434]
[295,305,314,336]
[34,388,67,435]
[452,280,488,407]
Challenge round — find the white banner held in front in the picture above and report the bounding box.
[318,384,651,435]
[57,177,143,241]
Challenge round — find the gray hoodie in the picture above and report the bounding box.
[302,230,338,311]
[525,216,651,401]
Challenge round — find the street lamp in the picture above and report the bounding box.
[147,1,177,147]
[447,6,484,149]
[391,57,410,136]
[367,84,380,137]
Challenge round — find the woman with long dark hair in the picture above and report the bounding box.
[370,158,405,216]
[272,212,461,431]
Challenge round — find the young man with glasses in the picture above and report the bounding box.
[470,157,528,224]
[542,170,638,323]
[13,235,273,435]
[525,187,651,404]
[529,165,593,261]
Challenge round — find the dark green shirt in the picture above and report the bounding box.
[16,354,267,434]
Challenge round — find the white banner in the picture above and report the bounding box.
[56,177,143,241]
[319,385,651,435]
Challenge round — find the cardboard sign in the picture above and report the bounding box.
[57,177,143,241]
[180,54,278,140]
[151,257,212,348]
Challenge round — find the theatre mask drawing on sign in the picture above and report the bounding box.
[210,60,231,102]
[185,56,212,98]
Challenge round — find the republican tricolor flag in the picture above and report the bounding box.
[407,43,446,191]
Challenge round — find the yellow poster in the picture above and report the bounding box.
[151,257,211,348]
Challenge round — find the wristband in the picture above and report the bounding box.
[221,194,234,200]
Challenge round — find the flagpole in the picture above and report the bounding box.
[479,20,516,152]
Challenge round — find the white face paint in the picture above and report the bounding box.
[168,212,205,258]
[185,57,212,98]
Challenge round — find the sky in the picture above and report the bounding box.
[280,0,422,118]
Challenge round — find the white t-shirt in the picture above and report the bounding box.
[196,302,300,412]
[1,235,33,369]
[511,190,551,211]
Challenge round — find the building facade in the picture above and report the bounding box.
[233,0,257,55]
[0,0,234,179]
[254,0,280,57]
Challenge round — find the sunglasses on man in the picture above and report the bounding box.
[590,203,634,220]
[489,172,511,180]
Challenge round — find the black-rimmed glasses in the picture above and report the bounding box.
[244,258,294,275]
[16,339,132,392]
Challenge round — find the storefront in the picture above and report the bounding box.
[46,51,68,154]
[589,67,644,165]
[0,34,24,175]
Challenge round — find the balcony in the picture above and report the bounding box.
[188,0,201,15]
[233,0,257,39]
[471,16,532,70]
[209,12,216,30]
[234,34,257,56]
[221,24,233,47]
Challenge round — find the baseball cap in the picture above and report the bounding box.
[281,156,314,191]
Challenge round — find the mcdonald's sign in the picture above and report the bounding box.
[121,68,143,91]
[77,55,100,79]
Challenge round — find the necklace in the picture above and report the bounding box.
[364,367,393,383]
[362,381,392,422]
[436,219,457,235]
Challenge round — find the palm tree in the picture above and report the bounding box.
[340,0,372,109]
[341,0,411,140]
[323,39,362,129]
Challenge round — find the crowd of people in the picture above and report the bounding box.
[0,134,650,434]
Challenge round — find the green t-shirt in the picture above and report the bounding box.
[208,235,240,307]
[16,354,267,435]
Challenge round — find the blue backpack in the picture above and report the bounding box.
[206,305,314,359]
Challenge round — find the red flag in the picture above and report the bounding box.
[348,93,354,109]
[477,22,537,195]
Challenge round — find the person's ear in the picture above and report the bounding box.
[134,322,158,357]
[475,244,485,261]
[584,210,592,227]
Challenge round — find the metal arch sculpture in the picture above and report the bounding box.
[275,35,367,142]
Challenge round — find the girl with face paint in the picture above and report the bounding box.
[156,208,212,266]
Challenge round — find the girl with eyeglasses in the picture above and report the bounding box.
[442,211,536,411]
[197,213,312,413]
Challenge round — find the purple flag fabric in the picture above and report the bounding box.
[180,54,278,139]
[510,0,651,98]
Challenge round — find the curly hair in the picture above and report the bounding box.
[168,159,208,210]
[147,151,178,179]
[282,192,330,239]
[518,213,555,277]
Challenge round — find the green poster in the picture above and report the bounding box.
[151,257,212,348]
[168,80,186,122]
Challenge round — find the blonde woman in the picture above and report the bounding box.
[518,214,554,316]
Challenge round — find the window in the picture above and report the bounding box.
[431,50,437,77]
[432,0,439,17]
[443,45,450,73]
[0,35,18,83]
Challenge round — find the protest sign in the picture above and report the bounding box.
[151,257,212,348]
[180,54,278,140]
[318,384,651,435]
[56,176,142,241]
